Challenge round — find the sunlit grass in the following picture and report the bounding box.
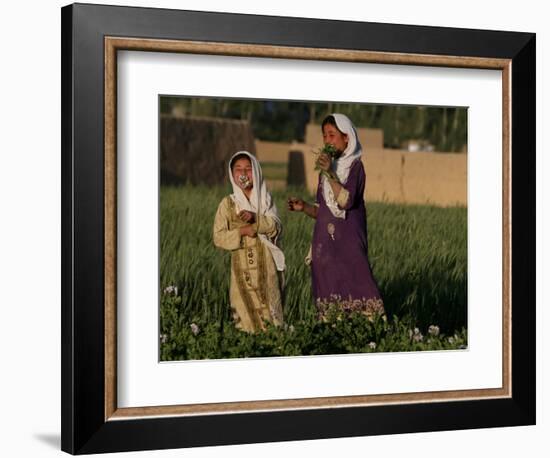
[160,184,467,334]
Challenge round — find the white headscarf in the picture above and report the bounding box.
[228,151,285,271]
[321,113,363,219]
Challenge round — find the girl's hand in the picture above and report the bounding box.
[238,210,255,223]
[240,225,257,238]
[287,197,305,212]
[316,152,331,172]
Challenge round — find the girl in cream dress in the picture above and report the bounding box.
[213,151,285,333]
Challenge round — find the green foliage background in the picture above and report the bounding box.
[160,97,467,152]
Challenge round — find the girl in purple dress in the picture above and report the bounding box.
[288,114,385,319]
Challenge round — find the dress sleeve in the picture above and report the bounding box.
[336,159,366,210]
[257,215,280,240]
[213,197,242,251]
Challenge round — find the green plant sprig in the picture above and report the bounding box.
[313,144,339,179]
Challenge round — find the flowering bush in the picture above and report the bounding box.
[160,292,467,361]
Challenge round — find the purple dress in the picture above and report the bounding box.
[311,159,384,316]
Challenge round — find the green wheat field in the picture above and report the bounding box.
[160,184,467,360]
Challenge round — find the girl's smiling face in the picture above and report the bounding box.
[322,123,348,154]
[231,157,253,189]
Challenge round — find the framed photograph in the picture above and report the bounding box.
[61,2,535,454]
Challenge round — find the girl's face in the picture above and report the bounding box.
[322,123,348,154]
[232,157,253,189]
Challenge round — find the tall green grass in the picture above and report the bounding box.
[160,184,467,333]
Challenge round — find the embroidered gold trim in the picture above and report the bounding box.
[228,198,264,331]
[256,239,268,307]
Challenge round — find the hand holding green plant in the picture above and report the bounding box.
[313,144,338,179]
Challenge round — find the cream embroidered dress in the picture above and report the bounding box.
[213,152,285,333]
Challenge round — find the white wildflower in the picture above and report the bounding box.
[160,334,168,344]
[190,323,200,336]
[163,285,178,296]
[412,328,423,342]
[448,336,455,344]
[428,325,440,336]
[368,342,376,350]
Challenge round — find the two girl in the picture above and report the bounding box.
[214,114,384,332]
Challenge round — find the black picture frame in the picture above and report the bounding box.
[61,2,535,454]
